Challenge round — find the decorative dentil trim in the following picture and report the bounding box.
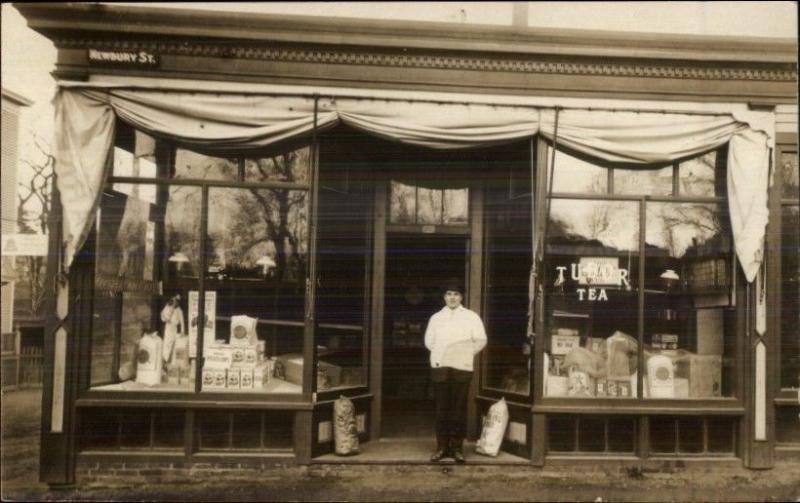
[56,39,798,82]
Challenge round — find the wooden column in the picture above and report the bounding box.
[467,184,484,439]
[369,184,387,440]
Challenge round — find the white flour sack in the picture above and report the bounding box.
[333,396,360,456]
[476,397,509,456]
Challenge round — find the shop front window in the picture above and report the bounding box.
[643,203,735,399]
[89,125,311,394]
[389,181,468,226]
[314,168,371,391]
[484,151,533,395]
[543,199,640,398]
[541,148,735,400]
[201,187,308,394]
[780,149,799,390]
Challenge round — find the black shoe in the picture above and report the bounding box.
[430,449,448,462]
[453,450,466,464]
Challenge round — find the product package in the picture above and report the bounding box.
[240,368,254,389]
[230,315,258,347]
[678,355,722,397]
[476,397,509,457]
[275,353,341,387]
[647,354,675,398]
[567,368,595,397]
[226,368,241,389]
[135,332,164,386]
[551,334,580,355]
[202,368,227,390]
[651,333,679,350]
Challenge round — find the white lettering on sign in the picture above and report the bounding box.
[88,49,159,67]
[556,259,629,302]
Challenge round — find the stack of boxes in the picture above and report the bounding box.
[201,315,275,391]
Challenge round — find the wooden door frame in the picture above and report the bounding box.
[369,180,484,441]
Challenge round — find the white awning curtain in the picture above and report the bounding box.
[53,84,772,284]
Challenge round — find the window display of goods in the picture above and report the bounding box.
[135,331,163,386]
[230,315,258,346]
[275,353,342,388]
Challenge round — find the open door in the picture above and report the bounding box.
[477,140,536,460]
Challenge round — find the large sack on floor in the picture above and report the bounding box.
[476,397,509,457]
[333,395,360,456]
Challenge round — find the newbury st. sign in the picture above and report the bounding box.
[88,49,159,68]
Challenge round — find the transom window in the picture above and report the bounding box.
[389,180,469,226]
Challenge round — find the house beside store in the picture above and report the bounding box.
[15,2,798,487]
[1,87,34,389]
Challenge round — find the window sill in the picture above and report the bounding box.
[532,398,744,416]
[77,391,314,410]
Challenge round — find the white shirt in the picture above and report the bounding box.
[424,305,487,372]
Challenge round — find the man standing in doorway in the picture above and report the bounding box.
[424,278,487,463]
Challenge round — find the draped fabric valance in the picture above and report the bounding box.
[53,84,771,283]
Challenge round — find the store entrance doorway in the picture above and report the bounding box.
[382,234,469,439]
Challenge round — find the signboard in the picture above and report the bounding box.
[1,234,48,256]
[88,48,159,68]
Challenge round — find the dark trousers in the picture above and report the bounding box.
[431,367,472,452]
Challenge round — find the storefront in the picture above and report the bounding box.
[17,3,798,486]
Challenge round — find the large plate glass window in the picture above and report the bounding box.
[484,151,534,396]
[314,159,371,392]
[541,147,736,400]
[89,122,311,395]
[779,147,799,391]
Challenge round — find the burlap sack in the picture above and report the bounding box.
[333,396,360,456]
[476,397,509,457]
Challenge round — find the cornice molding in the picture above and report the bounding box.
[57,39,798,83]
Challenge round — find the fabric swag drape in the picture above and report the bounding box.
[53,84,772,287]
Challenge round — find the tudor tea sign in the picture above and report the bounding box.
[554,257,630,301]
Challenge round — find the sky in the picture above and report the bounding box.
[1,1,797,230]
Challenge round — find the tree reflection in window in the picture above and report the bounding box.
[389,180,468,225]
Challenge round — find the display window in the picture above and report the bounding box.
[779,148,799,391]
[89,124,312,394]
[541,146,737,401]
[483,151,534,396]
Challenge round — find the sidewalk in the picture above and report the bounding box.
[2,389,799,502]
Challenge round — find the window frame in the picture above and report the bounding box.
[533,138,746,415]
[80,123,319,404]
[773,132,799,406]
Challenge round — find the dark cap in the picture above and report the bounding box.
[443,277,464,295]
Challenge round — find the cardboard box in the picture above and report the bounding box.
[240,368,254,389]
[204,346,233,369]
[567,369,595,397]
[546,375,568,397]
[274,353,341,387]
[244,347,258,366]
[226,368,241,389]
[551,334,580,356]
[651,334,678,350]
[595,378,608,397]
[680,355,722,398]
[202,368,227,390]
[696,309,724,355]
[253,361,270,389]
[674,377,690,398]
[230,315,258,347]
[585,337,606,356]
[230,347,246,367]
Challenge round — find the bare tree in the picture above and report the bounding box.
[16,132,54,315]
